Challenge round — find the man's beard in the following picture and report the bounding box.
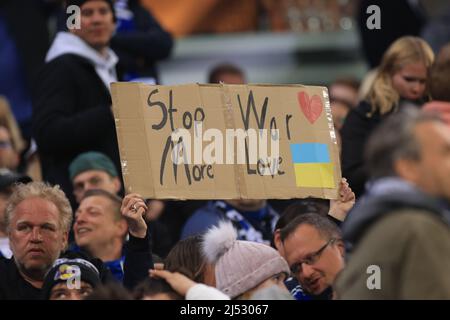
[15,257,53,282]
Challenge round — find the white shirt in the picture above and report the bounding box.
[0,237,12,259]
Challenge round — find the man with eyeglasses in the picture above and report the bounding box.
[279,213,345,299]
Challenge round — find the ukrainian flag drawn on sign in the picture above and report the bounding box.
[290,143,335,188]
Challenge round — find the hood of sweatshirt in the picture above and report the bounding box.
[46,32,118,90]
[342,177,449,253]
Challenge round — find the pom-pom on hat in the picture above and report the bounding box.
[202,221,290,299]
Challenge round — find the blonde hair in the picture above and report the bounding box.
[5,182,73,233]
[367,37,434,115]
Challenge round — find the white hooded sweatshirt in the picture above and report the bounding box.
[46,32,118,91]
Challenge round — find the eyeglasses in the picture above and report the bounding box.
[290,238,336,274]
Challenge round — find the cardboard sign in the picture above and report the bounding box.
[111,83,341,200]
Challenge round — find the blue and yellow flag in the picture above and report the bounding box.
[290,143,335,188]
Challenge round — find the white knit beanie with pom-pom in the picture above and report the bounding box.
[202,221,290,299]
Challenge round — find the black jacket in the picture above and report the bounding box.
[340,101,384,198]
[357,0,426,68]
[0,258,42,300]
[341,100,424,197]
[123,232,154,290]
[111,0,173,83]
[32,54,121,205]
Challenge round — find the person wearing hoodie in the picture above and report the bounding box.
[335,109,450,299]
[32,0,120,206]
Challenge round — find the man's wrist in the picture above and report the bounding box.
[127,228,150,252]
[328,210,345,222]
[129,226,147,239]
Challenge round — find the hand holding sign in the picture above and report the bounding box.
[121,193,148,239]
[328,178,356,221]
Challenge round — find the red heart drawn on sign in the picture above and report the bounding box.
[297,91,323,124]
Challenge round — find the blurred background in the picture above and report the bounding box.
[139,0,449,85]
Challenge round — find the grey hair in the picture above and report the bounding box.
[5,182,73,233]
[280,213,341,243]
[365,108,443,179]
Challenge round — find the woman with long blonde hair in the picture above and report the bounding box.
[341,36,434,197]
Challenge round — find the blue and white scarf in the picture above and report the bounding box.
[213,200,279,245]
